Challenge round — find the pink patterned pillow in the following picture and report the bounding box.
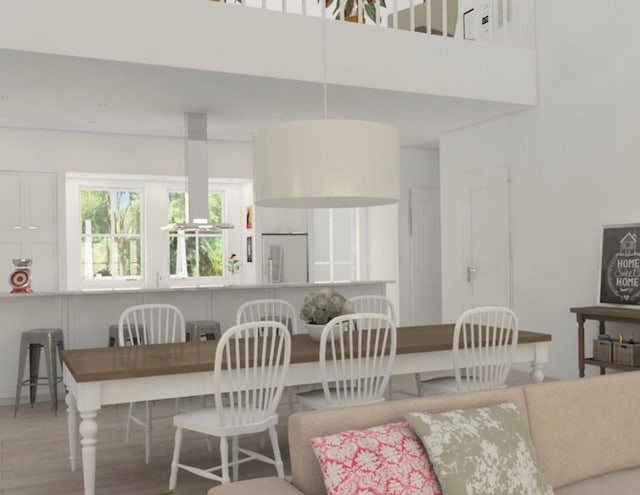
[310,421,441,495]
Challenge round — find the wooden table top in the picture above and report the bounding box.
[570,305,640,320]
[61,324,551,383]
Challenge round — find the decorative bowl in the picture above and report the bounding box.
[12,258,32,267]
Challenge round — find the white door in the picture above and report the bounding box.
[409,187,442,324]
[464,166,511,308]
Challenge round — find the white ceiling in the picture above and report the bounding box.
[0,49,528,148]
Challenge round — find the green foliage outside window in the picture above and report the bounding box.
[80,189,141,279]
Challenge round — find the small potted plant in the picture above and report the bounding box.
[299,288,354,341]
[324,0,387,24]
[226,253,241,275]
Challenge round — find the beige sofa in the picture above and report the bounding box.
[208,371,640,495]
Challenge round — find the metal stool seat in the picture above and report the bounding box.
[14,328,64,416]
[185,320,221,342]
[108,323,145,346]
[108,324,119,347]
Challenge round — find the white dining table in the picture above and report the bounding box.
[62,324,551,495]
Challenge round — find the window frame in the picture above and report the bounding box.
[66,173,246,291]
[79,186,144,284]
[167,188,227,282]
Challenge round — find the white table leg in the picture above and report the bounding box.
[79,410,98,495]
[530,361,545,383]
[66,392,78,471]
[530,341,548,384]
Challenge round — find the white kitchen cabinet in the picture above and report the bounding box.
[0,171,58,292]
[255,206,308,234]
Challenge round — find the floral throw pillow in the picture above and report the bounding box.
[310,421,441,495]
[406,402,554,495]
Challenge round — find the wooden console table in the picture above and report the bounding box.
[570,306,640,377]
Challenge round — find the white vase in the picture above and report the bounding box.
[305,322,345,342]
[305,323,325,342]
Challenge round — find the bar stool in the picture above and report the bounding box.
[14,328,64,416]
[185,320,221,342]
[108,323,145,347]
[108,324,119,347]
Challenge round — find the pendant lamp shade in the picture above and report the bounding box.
[253,119,399,208]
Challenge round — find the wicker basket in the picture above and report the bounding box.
[592,340,612,362]
[612,342,640,367]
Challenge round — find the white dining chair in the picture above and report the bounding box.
[417,306,519,395]
[236,299,299,416]
[236,299,298,334]
[346,295,405,398]
[169,320,291,488]
[296,313,397,410]
[347,295,396,323]
[118,303,186,464]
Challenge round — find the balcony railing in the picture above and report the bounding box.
[210,0,535,48]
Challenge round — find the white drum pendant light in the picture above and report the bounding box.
[252,7,399,209]
[253,119,399,208]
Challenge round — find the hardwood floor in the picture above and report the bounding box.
[0,371,541,495]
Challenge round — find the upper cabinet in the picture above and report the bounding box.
[0,171,58,292]
[256,206,308,234]
[0,172,56,232]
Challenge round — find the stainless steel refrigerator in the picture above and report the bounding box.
[261,233,309,284]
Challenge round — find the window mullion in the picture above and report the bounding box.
[109,203,116,278]
[195,233,200,277]
[329,209,335,282]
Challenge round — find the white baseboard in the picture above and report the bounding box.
[511,363,579,381]
[0,384,65,407]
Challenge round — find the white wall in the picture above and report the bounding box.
[368,203,399,316]
[398,147,440,325]
[0,127,253,177]
[440,0,640,379]
[365,147,440,325]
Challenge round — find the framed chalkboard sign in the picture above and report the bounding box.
[599,223,640,306]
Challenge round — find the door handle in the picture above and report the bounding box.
[467,266,477,283]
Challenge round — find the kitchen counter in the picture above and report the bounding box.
[0,280,391,403]
[0,280,392,298]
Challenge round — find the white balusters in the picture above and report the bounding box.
[409,0,415,32]
[209,0,531,48]
[391,0,398,28]
[442,0,447,36]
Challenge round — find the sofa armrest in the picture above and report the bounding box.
[207,477,305,495]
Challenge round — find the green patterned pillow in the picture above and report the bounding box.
[406,402,554,495]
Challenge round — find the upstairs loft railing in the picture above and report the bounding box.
[209,0,535,48]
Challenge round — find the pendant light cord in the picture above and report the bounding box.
[321,2,328,119]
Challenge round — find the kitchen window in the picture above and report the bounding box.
[80,188,142,281]
[66,173,247,291]
[168,191,225,278]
